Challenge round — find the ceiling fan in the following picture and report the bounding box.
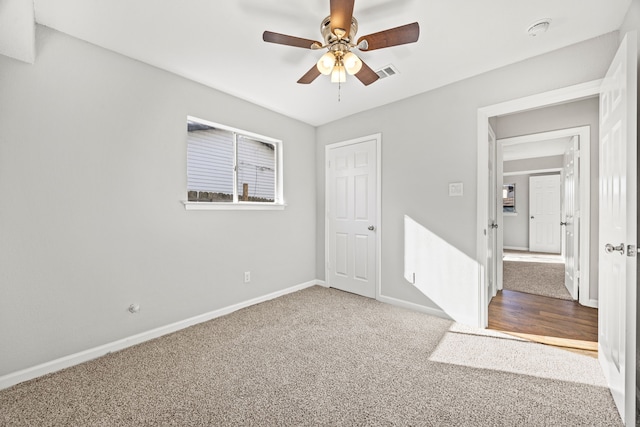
[262,0,419,86]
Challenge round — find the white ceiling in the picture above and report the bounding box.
[502,137,572,162]
[32,0,631,127]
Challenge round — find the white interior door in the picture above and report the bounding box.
[562,136,579,299]
[326,137,378,299]
[487,126,498,300]
[529,175,561,253]
[598,32,637,426]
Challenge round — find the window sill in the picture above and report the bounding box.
[503,212,518,217]
[182,201,286,211]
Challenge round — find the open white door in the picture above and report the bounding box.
[496,139,504,292]
[487,125,499,300]
[529,175,561,253]
[326,135,379,299]
[598,32,637,426]
[563,136,579,300]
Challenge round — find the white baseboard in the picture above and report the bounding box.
[0,280,320,391]
[581,298,598,309]
[316,280,328,287]
[377,294,452,321]
[503,246,529,251]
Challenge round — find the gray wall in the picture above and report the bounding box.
[502,174,530,250]
[496,97,599,301]
[316,33,618,311]
[0,27,317,376]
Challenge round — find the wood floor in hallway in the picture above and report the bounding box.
[488,290,598,348]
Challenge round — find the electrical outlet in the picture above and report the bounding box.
[244,271,251,283]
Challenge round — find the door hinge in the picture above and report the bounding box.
[327,160,331,169]
[627,245,637,257]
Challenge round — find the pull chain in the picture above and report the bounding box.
[338,80,341,102]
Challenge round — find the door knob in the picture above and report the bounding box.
[368,225,375,231]
[490,223,498,229]
[560,222,567,226]
[530,216,534,219]
[605,243,625,255]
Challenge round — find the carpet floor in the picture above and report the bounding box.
[0,286,619,426]
[503,260,572,300]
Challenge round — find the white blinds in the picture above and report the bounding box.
[187,126,276,202]
[187,127,234,195]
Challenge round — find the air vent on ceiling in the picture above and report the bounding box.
[375,64,399,79]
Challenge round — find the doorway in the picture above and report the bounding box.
[494,126,592,307]
[488,125,596,352]
[478,33,637,426]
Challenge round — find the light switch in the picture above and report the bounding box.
[449,182,463,197]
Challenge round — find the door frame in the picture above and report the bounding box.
[496,126,592,306]
[325,133,382,298]
[476,80,601,327]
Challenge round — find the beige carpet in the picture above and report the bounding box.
[503,260,573,300]
[0,286,619,426]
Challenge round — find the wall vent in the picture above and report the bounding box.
[375,64,399,79]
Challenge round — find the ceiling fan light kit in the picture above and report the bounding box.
[317,51,336,75]
[331,64,347,83]
[262,0,420,88]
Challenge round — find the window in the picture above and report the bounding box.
[503,183,516,213]
[184,116,283,210]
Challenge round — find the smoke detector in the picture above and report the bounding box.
[527,19,551,37]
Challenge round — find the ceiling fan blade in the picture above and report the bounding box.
[263,31,322,49]
[297,65,322,84]
[358,22,420,51]
[354,60,380,86]
[330,0,355,38]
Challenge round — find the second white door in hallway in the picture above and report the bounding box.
[529,174,561,253]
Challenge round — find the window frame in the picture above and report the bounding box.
[183,116,284,211]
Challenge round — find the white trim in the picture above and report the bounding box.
[583,298,598,309]
[477,80,601,328]
[479,80,602,118]
[186,116,281,144]
[503,246,529,251]
[324,134,382,300]
[503,212,518,217]
[183,201,286,211]
[477,113,489,327]
[377,294,451,320]
[503,168,562,176]
[0,280,320,391]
